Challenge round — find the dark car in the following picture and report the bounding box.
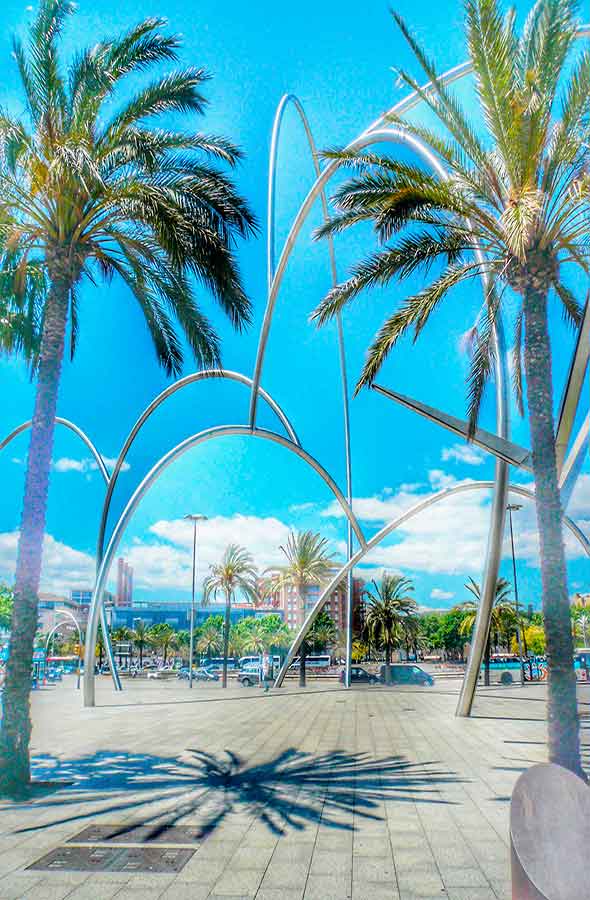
[379,664,434,686]
[339,666,380,685]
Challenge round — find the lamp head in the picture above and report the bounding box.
[507,504,523,512]
[184,514,208,522]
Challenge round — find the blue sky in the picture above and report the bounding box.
[0,0,588,611]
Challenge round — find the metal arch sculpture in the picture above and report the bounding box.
[61,37,588,708]
[274,481,590,687]
[0,416,121,689]
[257,115,511,717]
[250,30,590,713]
[268,94,356,686]
[96,368,300,565]
[1,416,110,484]
[82,424,368,706]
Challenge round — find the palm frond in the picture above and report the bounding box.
[312,230,469,325]
[465,285,501,433]
[355,263,482,392]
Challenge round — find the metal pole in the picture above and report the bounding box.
[184,514,207,690]
[189,520,196,689]
[508,505,525,686]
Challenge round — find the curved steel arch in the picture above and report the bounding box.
[261,114,511,715]
[251,22,590,427]
[97,369,300,565]
[275,481,590,687]
[268,94,356,685]
[83,424,368,706]
[0,415,122,691]
[1,416,110,485]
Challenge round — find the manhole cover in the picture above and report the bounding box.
[69,824,202,845]
[28,845,195,873]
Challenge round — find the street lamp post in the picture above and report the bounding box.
[184,514,208,689]
[507,504,525,687]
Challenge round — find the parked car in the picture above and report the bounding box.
[379,664,434,686]
[177,667,219,682]
[339,666,379,685]
[238,665,261,687]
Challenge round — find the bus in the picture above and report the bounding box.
[288,654,332,670]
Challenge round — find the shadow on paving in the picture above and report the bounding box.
[9,747,463,839]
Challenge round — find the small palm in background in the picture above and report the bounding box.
[203,545,259,688]
[363,574,417,682]
[457,578,515,686]
[264,531,335,687]
[130,620,153,669]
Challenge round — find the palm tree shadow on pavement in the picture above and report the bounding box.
[9,747,463,839]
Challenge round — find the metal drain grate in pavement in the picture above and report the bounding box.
[68,824,202,845]
[27,845,195,873]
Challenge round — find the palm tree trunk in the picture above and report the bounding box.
[384,642,392,684]
[0,278,69,793]
[222,591,231,688]
[139,645,143,668]
[524,286,582,776]
[299,644,306,688]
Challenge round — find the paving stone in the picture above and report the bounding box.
[211,867,265,895]
[303,875,352,900]
[260,862,310,890]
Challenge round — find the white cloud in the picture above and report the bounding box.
[322,467,590,577]
[430,588,455,601]
[0,531,95,595]
[288,502,316,514]
[124,513,342,593]
[441,443,485,466]
[52,457,130,475]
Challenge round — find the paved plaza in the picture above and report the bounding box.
[0,678,588,900]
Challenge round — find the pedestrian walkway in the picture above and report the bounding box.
[0,680,586,900]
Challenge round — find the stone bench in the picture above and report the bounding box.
[510,762,590,899]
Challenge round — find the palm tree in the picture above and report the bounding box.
[241,622,267,656]
[196,626,222,661]
[264,531,335,687]
[202,545,258,687]
[111,626,132,667]
[175,630,190,665]
[0,1,257,791]
[148,623,176,666]
[308,611,337,655]
[363,575,417,682]
[0,586,13,631]
[313,0,586,775]
[457,578,515,686]
[130,619,152,669]
[95,625,106,670]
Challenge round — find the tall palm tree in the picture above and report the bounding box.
[363,575,417,682]
[0,1,257,791]
[130,619,152,669]
[308,610,337,654]
[111,626,132,667]
[241,622,267,656]
[148,623,176,665]
[313,0,586,775]
[196,626,222,661]
[264,531,335,687]
[0,586,13,631]
[457,578,516,685]
[202,545,258,687]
